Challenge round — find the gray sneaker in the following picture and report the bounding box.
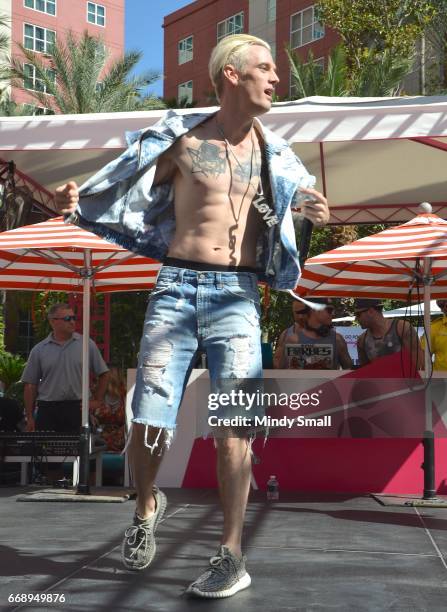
[186,545,251,598]
[121,486,167,570]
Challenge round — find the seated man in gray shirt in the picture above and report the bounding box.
[22,303,109,432]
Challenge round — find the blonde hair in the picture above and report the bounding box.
[209,34,271,101]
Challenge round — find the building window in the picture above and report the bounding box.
[24,23,56,54]
[178,80,193,105]
[217,12,244,42]
[22,103,54,115]
[290,6,324,49]
[24,0,56,16]
[87,2,105,27]
[23,63,56,93]
[17,308,34,358]
[267,0,276,23]
[178,35,193,65]
[289,57,324,98]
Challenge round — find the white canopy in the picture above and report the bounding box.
[1,95,447,224]
[334,300,442,323]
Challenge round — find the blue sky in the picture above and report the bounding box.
[125,0,193,98]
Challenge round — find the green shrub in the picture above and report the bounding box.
[0,351,26,394]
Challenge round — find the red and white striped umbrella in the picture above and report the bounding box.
[297,208,447,302]
[0,216,162,456]
[296,203,447,382]
[296,205,447,499]
[0,216,161,292]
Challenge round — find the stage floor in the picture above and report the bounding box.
[1,487,447,611]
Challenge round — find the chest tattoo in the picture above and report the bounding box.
[187,140,259,183]
[187,141,226,178]
[234,162,258,183]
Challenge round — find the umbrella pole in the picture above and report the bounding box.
[77,249,92,495]
[422,261,436,499]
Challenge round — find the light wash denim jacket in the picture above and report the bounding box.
[67,109,314,290]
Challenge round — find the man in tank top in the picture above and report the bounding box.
[273,299,307,368]
[421,299,447,371]
[355,298,423,369]
[274,298,352,370]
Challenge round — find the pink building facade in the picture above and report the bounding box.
[1,0,125,109]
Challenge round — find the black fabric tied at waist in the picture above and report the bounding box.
[163,256,257,275]
[37,400,81,408]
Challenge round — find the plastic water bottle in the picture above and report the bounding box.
[266,475,279,501]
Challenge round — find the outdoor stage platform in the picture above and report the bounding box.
[1,487,447,611]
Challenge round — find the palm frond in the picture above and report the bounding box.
[351,47,414,96]
[8,29,164,114]
[287,44,350,99]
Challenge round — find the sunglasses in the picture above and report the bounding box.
[355,309,368,316]
[51,315,76,321]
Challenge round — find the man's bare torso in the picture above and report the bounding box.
[154,116,265,267]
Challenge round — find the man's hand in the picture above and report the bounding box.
[89,399,103,412]
[300,187,330,227]
[25,416,35,432]
[54,181,79,215]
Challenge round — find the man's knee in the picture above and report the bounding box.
[215,434,251,458]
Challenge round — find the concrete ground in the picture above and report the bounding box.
[1,487,447,611]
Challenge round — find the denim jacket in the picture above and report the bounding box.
[67,109,315,290]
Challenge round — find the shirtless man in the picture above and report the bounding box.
[55,34,329,598]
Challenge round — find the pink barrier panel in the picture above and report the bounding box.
[182,352,447,494]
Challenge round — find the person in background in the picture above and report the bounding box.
[92,365,126,452]
[273,300,308,368]
[22,303,109,432]
[275,298,352,369]
[421,299,447,370]
[355,298,423,369]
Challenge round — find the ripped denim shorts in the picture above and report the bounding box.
[130,265,263,449]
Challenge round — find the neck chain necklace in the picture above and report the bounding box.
[215,121,254,175]
[215,120,256,224]
[215,119,257,265]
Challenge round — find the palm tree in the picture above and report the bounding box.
[163,96,197,109]
[0,16,37,117]
[9,29,164,113]
[287,43,413,99]
[423,1,447,93]
[0,14,8,51]
[0,95,36,116]
[0,13,11,94]
[287,44,349,98]
[349,46,413,96]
